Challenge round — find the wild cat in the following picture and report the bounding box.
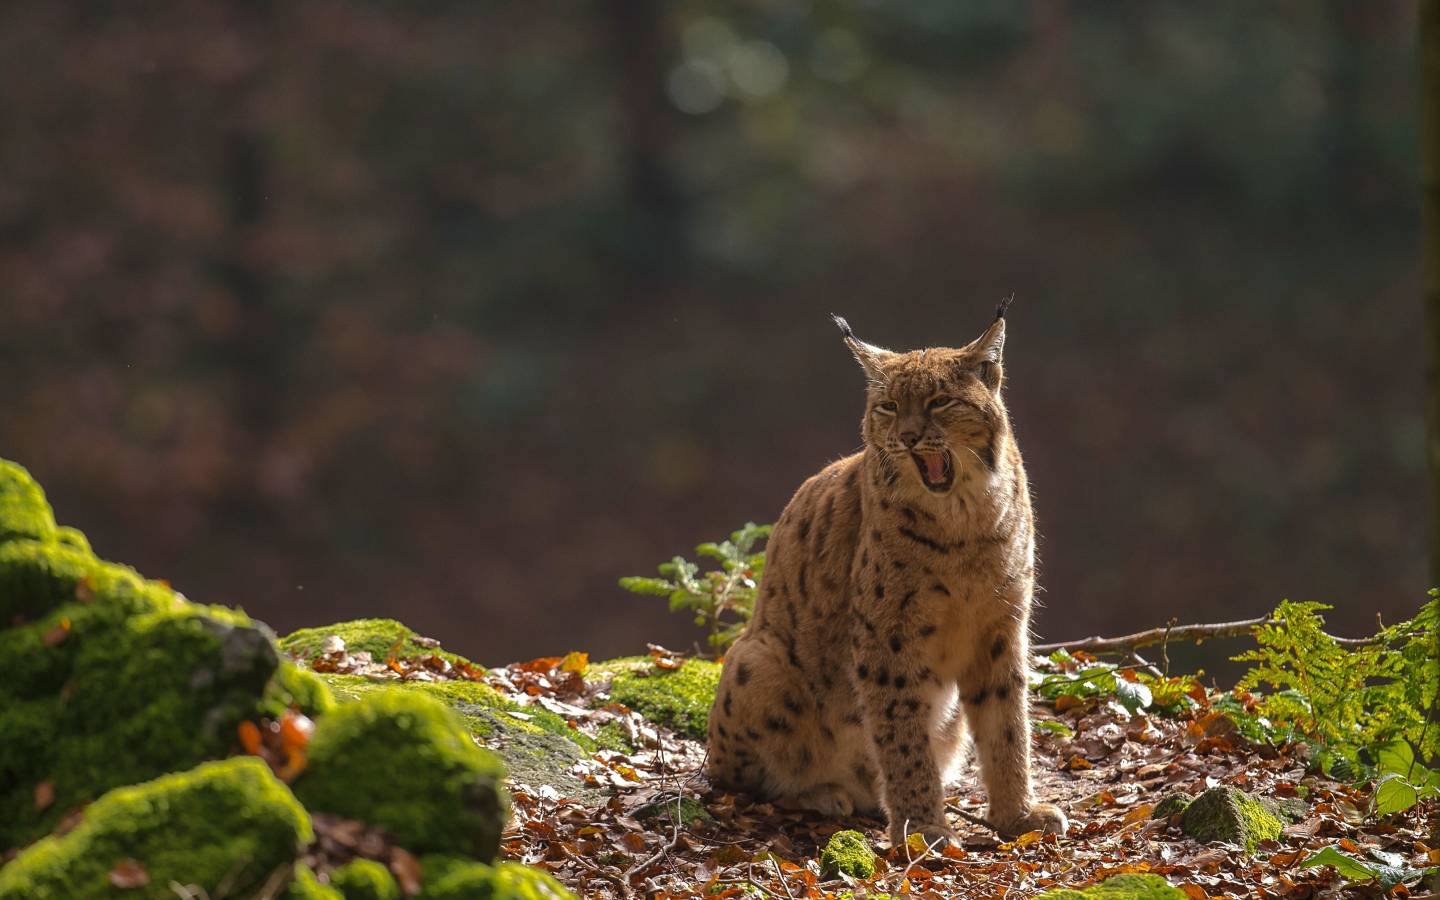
[704,302,1067,845]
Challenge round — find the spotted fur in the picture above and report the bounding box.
[705,304,1067,846]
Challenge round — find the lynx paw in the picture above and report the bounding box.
[888,821,959,849]
[796,784,856,818]
[997,803,1068,839]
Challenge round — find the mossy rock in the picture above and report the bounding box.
[280,619,468,667]
[0,460,57,545]
[590,657,721,741]
[267,659,340,719]
[0,558,281,849]
[0,757,312,900]
[819,830,876,879]
[309,670,606,803]
[1179,786,1281,852]
[288,863,346,900]
[330,859,400,900]
[633,792,713,827]
[293,692,510,861]
[1151,793,1193,820]
[419,855,578,900]
[1035,874,1188,900]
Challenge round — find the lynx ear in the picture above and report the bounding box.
[833,315,893,383]
[969,298,1010,390]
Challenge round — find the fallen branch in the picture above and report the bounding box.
[1033,615,1378,656]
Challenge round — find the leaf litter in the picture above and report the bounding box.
[292,640,1439,900]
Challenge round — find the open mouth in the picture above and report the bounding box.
[911,451,954,492]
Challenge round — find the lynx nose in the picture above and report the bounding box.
[899,431,921,448]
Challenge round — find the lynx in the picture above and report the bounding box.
[705,303,1067,846]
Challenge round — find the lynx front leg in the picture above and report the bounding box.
[962,639,1067,838]
[853,649,956,847]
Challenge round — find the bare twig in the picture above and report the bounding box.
[1160,618,1176,679]
[1033,615,1379,655]
[770,857,797,900]
[946,803,1002,836]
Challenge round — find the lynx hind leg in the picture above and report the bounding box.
[705,637,772,792]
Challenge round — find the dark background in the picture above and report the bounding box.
[0,0,1425,680]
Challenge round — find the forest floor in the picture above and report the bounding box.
[469,653,1438,900]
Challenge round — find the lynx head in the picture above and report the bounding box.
[834,300,1013,495]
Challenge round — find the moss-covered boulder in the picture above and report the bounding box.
[1151,793,1193,820]
[280,619,467,667]
[1035,874,1188,900]
[590,657,720,741]
[0,460,56,545]
[1179,786,1281,852]
[0,757,312,900]
[419,855,578,900]
[293,692,509,862]
[330,859,400,900]
[819,830,876,879]
[0,558,281,849]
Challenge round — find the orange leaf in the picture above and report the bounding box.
[1054,695,1087,713]
[620,832,648,853]
[74,575,96,604]
[34,779,55,812]
[389,847,424,896]
[1060,755,1091,771]
[516,656,564,673]
[43,617,71,647]
[279,712,314,754]
[654,657,685,671]
[1181,886,1207,900]
[1121,804,1155,827]
[561,651,589,673]
[108,859,150,889]
[237,720,262,756]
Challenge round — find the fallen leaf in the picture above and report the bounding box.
[1055,695,1088,713]
[1181,885,1207,900]
[42,617,71,646]
[390,847,424,895]
[33,779,54,811]
[108,859,150,888]
[237,720,262,756]
[561,651,589,673]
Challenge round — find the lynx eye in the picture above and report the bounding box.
[928,396,953,409]
[877,401,898,414]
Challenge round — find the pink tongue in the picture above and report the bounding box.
[920,453,946,483]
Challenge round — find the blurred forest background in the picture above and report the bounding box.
[0,0,1425,674]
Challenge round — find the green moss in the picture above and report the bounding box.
[53,526,91,554]
[1035,874,1188,900]
[293,692,510,861]
[0,757,312,900]
[0,588,280,849]
[1180,786,1281,852]
[590,657,721,740]
[633,793,713,827]
[418,856,578,900]
[315,674,598,754]
[819,830,876,879]
[330,859,400,900]
[595,721,636,753]
[280,619,469,666]
[288,864,346,900]
[265,660,340,719]
[0,459,56,545]
[1151,793,1193,820]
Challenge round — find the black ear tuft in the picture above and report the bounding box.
[832,314,855,340]
[995,295,1015,321]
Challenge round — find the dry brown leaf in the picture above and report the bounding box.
[42,617,71,646]
[108,859,150,888]
[33,779,55,811]
[390,846,424,895]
